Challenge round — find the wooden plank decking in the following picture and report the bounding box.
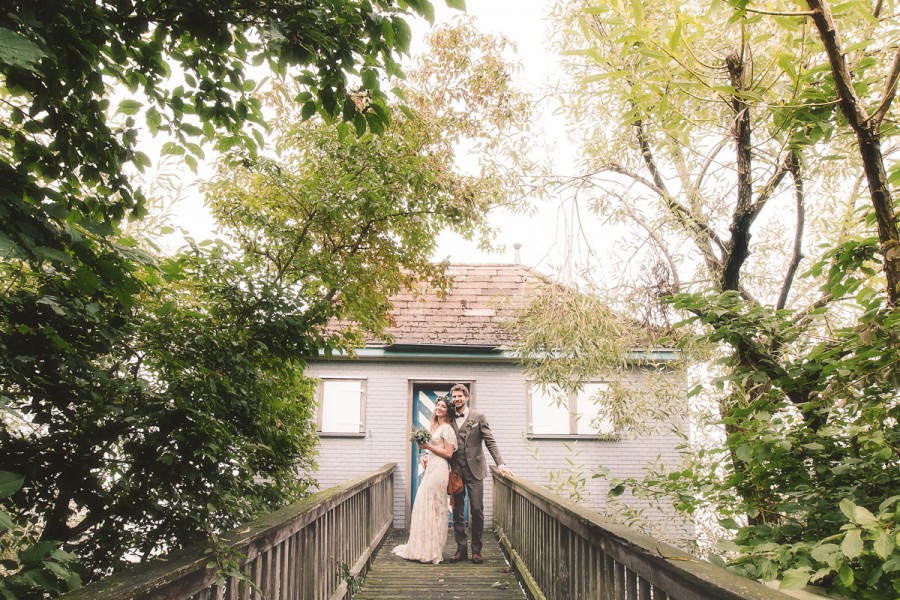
[355,528,525,599]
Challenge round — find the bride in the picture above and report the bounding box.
[392,398,457,564]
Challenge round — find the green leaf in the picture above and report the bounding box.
[365,111,384,135]
[715,540,741,553]
[811,543,839,562]
[20,541,58,565]
[181,123,204,137]
[160,141,185,156]
[301,101,317,121]
[718,517,740,530]
[0,27,47,72]
[853,505,879,529]
[779,570,810,590]
[421,0,435,23]
[117,99,143,115]
[841,529,864,560]
[777,54,797,80]
[888,164,900,186]
[353,113,367,137]
[380,20,394,46]
[879,495,900,513]
[393,17,411,53]
[132,151,152,171]
[631,0,643,24]
[146,106,162,134]
[874,532,895,559]
[839,498,857,521]
[361,69,378,91]
[446,0,466,9]
[0,510,14,532]
[839,564,855,587]
[0,471,24,497]
[43,560,73,580]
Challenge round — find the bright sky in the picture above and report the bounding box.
[424,1,583,272]
[416,0,619,285]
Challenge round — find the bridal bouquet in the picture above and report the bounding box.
[410,427,431,445]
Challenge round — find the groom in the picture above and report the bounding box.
[448,383,512,564]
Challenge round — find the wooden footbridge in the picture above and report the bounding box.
[354,528,522,599]
[62,464,795,600]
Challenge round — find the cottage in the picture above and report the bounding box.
[306,263,691,541]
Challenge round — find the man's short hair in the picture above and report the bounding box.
[450,383,470,398]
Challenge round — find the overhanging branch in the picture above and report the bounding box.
[805,0,900,304]
[870,46,900,128]
[631,120,726,275]
[777,152,805,310]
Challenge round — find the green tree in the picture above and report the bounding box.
[1,12,528,594]
[1,0,449,256]
[509,0,900,596]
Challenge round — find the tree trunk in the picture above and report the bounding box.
[806,0,900,304]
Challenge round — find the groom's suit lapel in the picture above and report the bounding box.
[457,419,468,443]
[458,410,477,444]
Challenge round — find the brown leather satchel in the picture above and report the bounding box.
[447,469,463,495]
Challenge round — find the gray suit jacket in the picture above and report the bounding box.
[451,409,504,480]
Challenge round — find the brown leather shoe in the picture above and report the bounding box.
[471,552,483,564]
[451,547,467,562]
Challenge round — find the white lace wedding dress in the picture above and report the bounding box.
[392,422,457,564]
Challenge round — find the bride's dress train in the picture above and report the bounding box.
[392,423,457,564]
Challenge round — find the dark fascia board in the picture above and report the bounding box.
[312,346,680,364]
[312,346,514,363]
[385,343,499,354]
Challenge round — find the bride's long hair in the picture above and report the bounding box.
[430,398,450,432]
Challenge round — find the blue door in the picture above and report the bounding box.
[410,382,467,526]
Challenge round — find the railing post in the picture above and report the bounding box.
[302,520,316,600]
[367,476,374,552]
[559,527,570,599]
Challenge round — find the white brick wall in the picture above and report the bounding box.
[305,358,693,541]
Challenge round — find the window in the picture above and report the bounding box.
[527,382,616,437]
[316,378,366,435]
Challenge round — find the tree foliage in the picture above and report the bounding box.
[1,0,450,281]
[0,2,540,596]
[509,0,900,596]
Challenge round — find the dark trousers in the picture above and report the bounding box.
[452,466,484,553]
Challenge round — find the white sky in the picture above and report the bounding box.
[424,1,587,272]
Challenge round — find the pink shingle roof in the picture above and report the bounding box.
[380,263,553,348]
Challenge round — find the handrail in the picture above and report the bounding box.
[491,467,794,600]
[62,463,396,600]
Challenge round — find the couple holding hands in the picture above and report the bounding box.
[392,384,513,565]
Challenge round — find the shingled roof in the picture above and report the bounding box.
[377,263,554,349]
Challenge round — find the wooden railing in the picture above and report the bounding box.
[63,464,395,600]
[491,467,793,600]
